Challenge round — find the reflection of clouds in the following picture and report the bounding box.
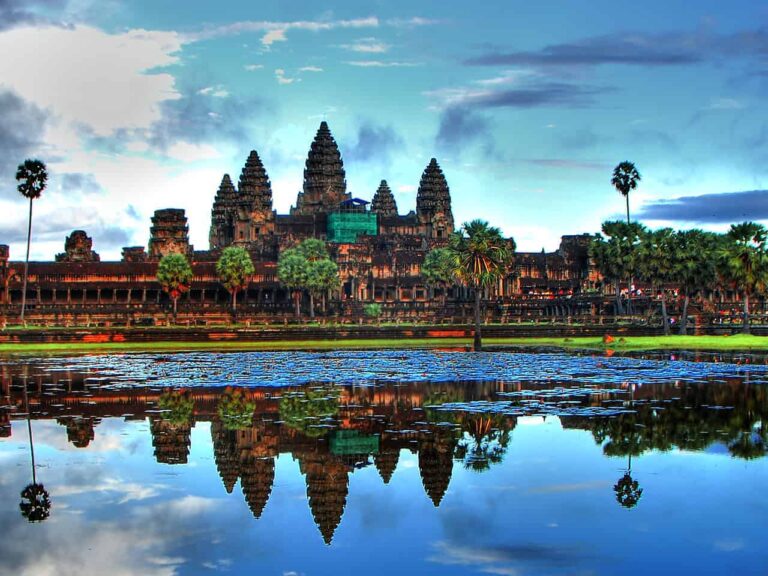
[714,539,745,552]
[52,477,164,504]
[428,540,589,575]
[10,419,127,453]
[0,495,222,575]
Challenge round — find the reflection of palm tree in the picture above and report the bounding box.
[19,383,50,522]
[727,427,767,460]
[454,415,512,472]
[612,383,642,509]
[279,387,340,437]
[614,470,643,509]
[217,387,255,431]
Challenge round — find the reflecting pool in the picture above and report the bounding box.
[0,350,766,575]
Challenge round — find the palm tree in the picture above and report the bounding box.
[216,246,255,317]
[15,159,48,324]
[156,253,193,320]
[611,161,641,225]
[635,228,675,334]
[590,221,645,316]
[674,230,721,335]
[449,220,512,351]
[717,222,768,334]
[19,383,50,522]
[422,247,456,304]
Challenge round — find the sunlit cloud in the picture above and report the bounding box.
[340,37,390,53]
[346,60,421,67]
[0,24,182,136]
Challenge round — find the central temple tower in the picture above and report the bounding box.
[291,121,350,215]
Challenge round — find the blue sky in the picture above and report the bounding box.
[0,0,766,259]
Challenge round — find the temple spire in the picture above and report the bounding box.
[416,158,454,239]
[371,180,398,217]
[209,174,238,249]
[292,121,349,215]
[238,150,273,212]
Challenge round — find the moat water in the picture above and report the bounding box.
[0,349,766,575]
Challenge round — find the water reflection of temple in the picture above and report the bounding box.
[2,368,767,543]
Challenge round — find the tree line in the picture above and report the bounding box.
[590,220,768,335]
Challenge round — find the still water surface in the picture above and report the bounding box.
[0,349,766,575]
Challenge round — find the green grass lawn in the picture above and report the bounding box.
[0,334,765,355]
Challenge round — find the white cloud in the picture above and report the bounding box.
[0,25,183,136]
[346,60,420,68]
[275,69,299,85]
[188,17,380,47]
[262,28,287,47]
[340,37,390,53]
[299,66,323,73]
[197,86,229,98]
[165,141,222,162]
[244,64,264,71]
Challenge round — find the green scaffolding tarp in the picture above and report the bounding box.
[329,429,380,455]
[327,212,377,243]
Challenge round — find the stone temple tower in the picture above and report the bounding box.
[291,121,350,215]
[210,150,275,249]
[371,180,398,217]
[416,158,454,239]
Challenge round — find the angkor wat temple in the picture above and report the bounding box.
[0,122,601,325]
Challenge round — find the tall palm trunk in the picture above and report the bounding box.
[679,294,690,336]
[625,195,630,226]
[173,297,178,321]
[20,197,33,324]
[660,292,670,336]
[614,279,624,315]
[473,288,482,351]
[743,292,751,335]
[309,292,315,319]
[294,290,301,319]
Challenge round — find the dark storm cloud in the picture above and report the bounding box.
[464,28,768,68]
[436,106,491,152]
[148,89,272,151]
[345,121,404,164]
[638,190,768,223]
[0,0,67,30]
[0,90,48,178]
[476,83,610,109]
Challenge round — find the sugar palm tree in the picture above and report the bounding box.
[449,220,512,351]
[611,161,641,225]
[590,221,645,316]
[15,159,48,324]
[216,246,255,317]
[19,383,50,522]
[674,229,721,335]
[635,228,675,334]
[718,222,768,334]
[156,253,193,320]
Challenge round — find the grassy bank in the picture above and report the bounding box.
[0,334,765,355]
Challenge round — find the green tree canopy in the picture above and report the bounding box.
[448,219,513,351]
[16,159,48,324]
[673,229,722,334]
[278,239,338,319]
[611,161,641,224]
[216,246,255,313]
[590,220,645,315]
[635,228,676,334]
[156,253,193,317]
[422,247,456,297]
